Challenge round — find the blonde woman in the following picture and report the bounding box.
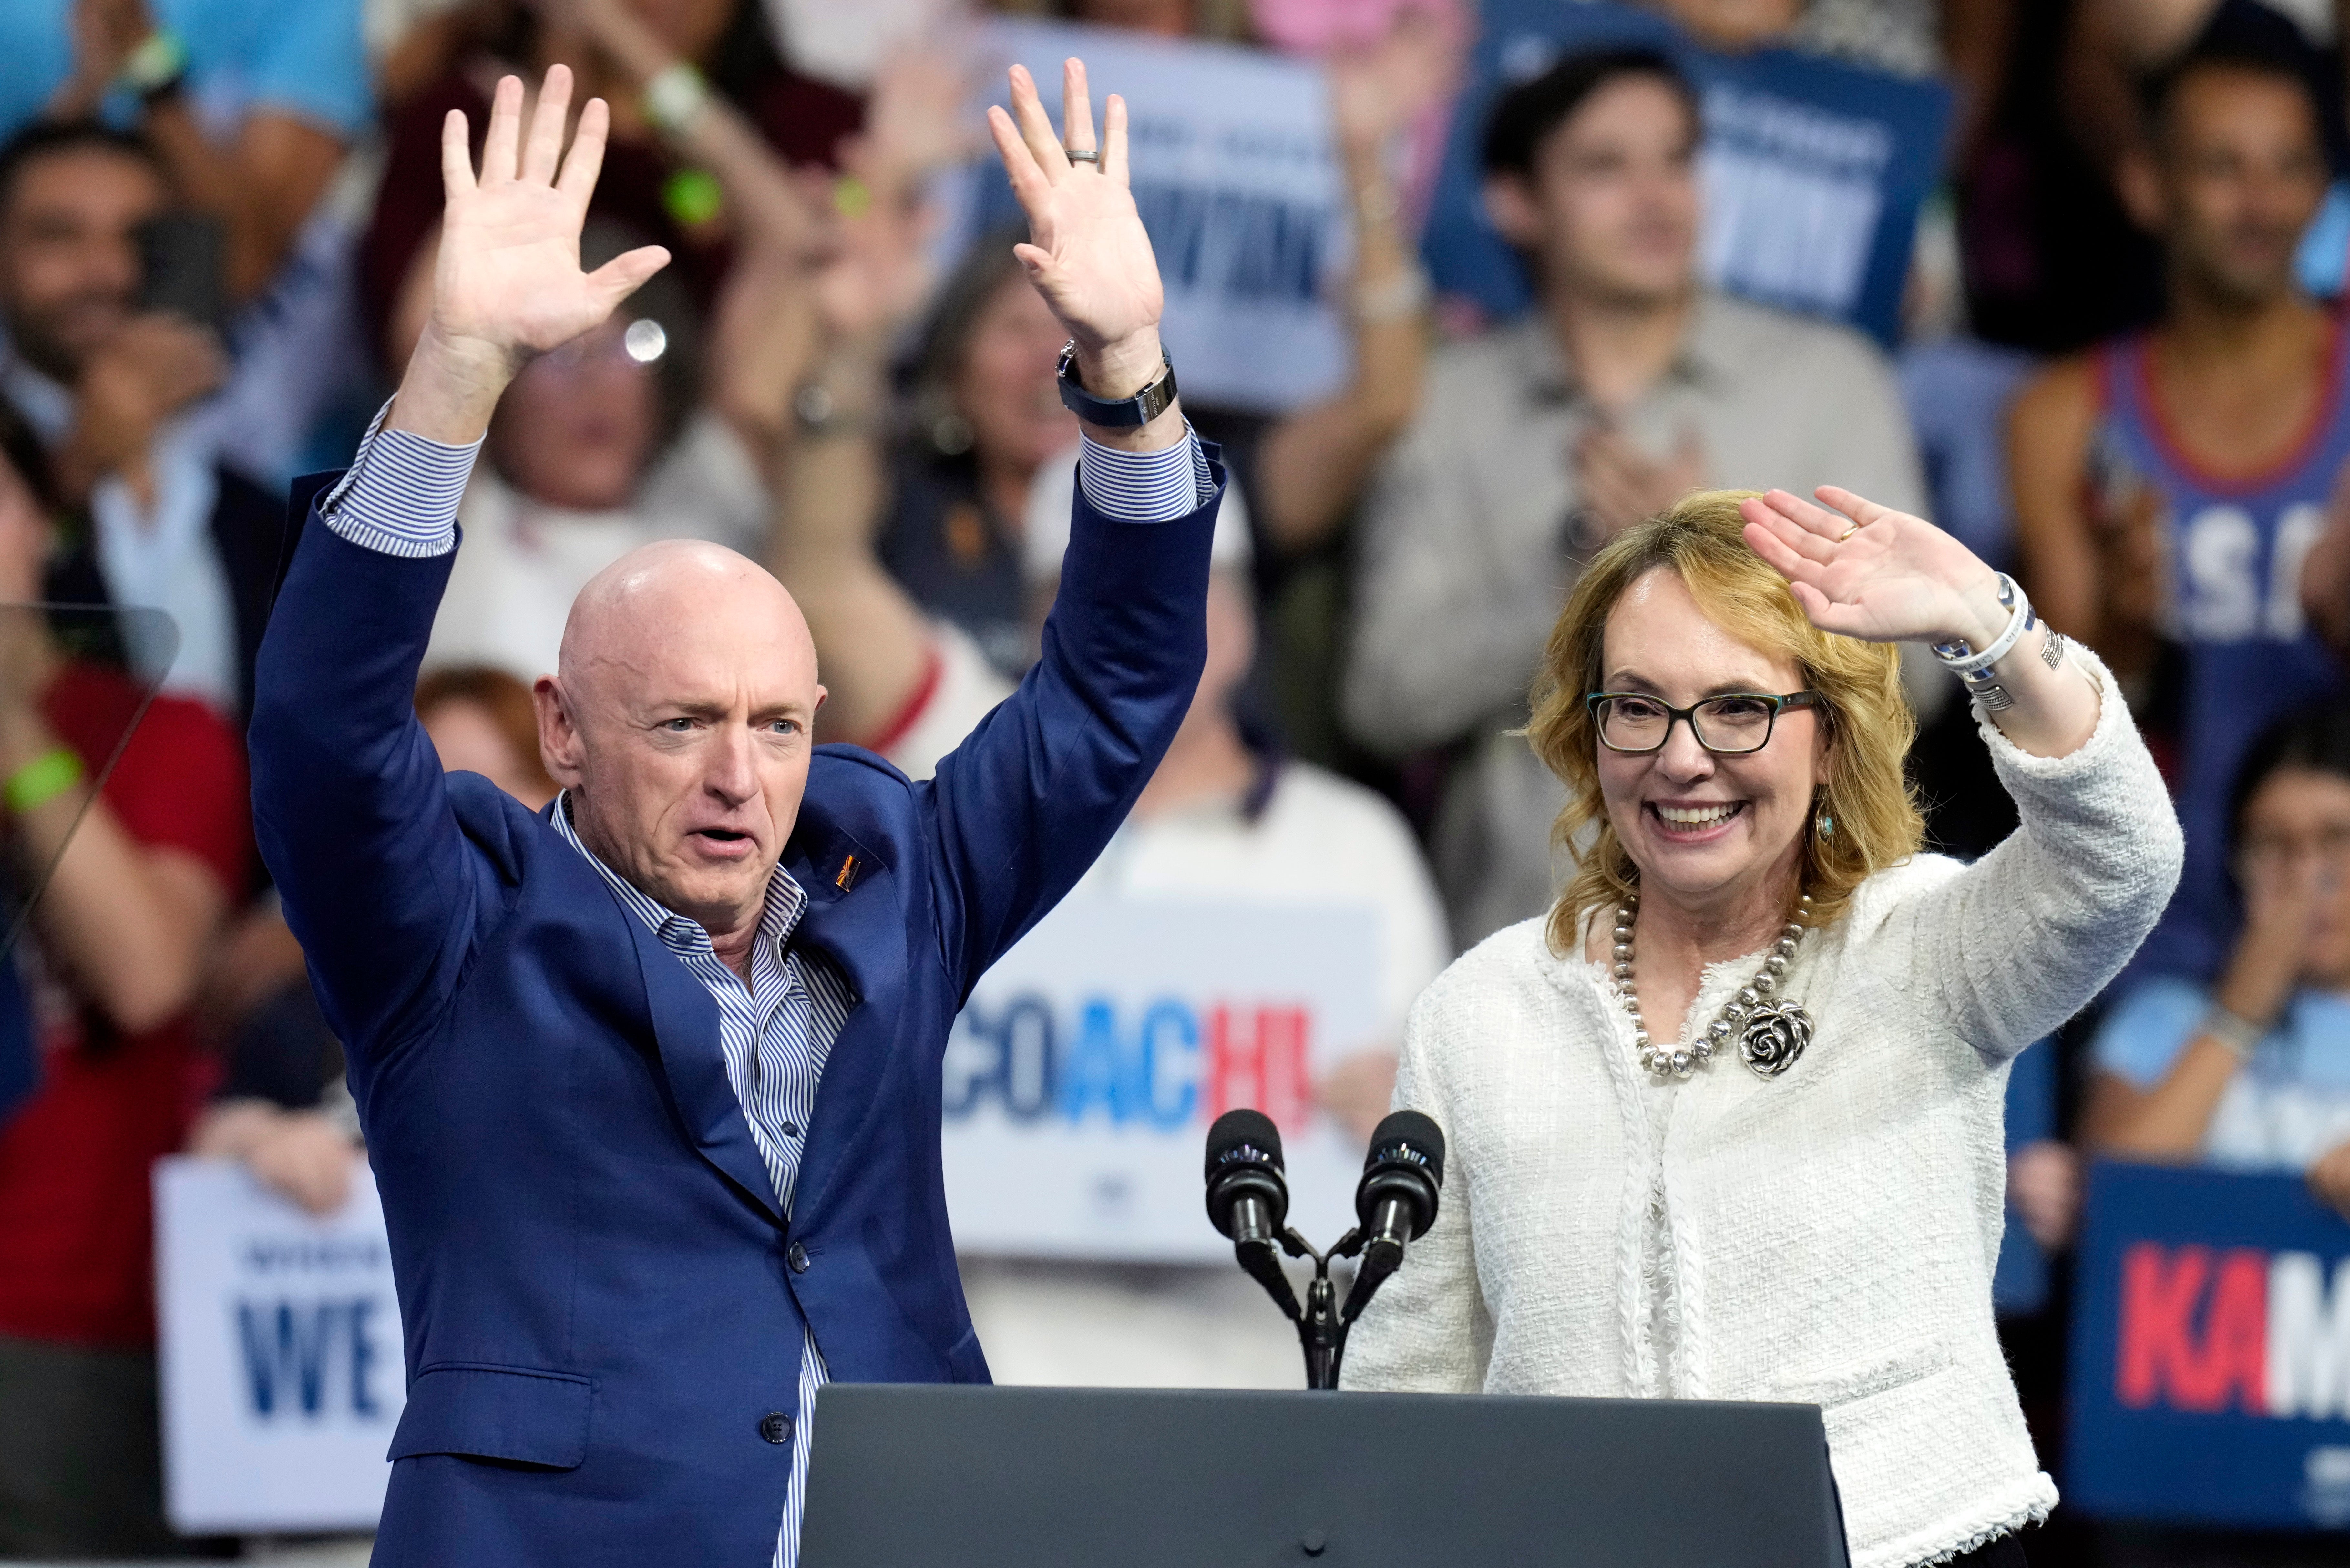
[1341,486,2182,1568]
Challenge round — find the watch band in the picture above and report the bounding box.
[1056,343,1178,428]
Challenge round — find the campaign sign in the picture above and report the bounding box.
[942,897,1380,1260]
[1421,0,1951,346]
[955,19,1349,413]
[2068,1160,2350,1529]
[154,1156,404,1533]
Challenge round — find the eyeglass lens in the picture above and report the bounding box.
[1598,695,1780,754]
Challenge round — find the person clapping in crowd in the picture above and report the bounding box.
[0,400,247,1558]
[2086,702,2350,1216]
[1342,47,1924,951]
[1342,482,2181,1568]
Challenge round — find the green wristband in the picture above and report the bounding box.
[5,746,83,815]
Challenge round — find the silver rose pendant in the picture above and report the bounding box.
[1738,1001,1813,1079]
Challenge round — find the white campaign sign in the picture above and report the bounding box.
[942,897,1381,1261]
[956,19,1351,414]
[154,1157,405,1534]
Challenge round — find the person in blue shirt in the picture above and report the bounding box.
[2085,700,2350,1217]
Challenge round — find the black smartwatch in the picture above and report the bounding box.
[1055,341,1179,428]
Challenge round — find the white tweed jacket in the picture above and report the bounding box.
[1341,658,2183,1568]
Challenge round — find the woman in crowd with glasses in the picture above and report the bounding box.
[2085,703,2350,1219]
[1342,485,2182,1568]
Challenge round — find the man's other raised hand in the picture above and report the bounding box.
[988,59,1179,449]
[390,65,671,444]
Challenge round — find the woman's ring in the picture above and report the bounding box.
[1066,148,1101,165]
[1836,523,1860,543]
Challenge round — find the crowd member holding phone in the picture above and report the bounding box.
[0,122,279,722]
[2086,702,2350,1216]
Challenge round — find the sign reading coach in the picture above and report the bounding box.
[941,898,1380,1260]
[155,1157,405,1535]
[2069,1160,2350,1531]
[958,19,1349,414]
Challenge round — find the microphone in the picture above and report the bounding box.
[1341,1111,1445,1325]
[1204,1109,1299,1320]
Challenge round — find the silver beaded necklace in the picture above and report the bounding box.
[1610,891,1816,1080]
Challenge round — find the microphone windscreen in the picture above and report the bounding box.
[1205,1108,1284,1178]
[1365,1110,1445,1187]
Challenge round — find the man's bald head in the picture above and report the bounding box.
[536,540,828,958]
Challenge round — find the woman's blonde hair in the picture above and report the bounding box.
[1525,490,1924,955]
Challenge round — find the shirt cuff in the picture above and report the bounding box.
[1077,425,1215,524]
[317,398,482,558]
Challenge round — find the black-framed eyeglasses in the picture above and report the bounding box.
[1586,690,1822,755]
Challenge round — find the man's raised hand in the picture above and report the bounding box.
[392,65,670,443]
[988,60,1169,420]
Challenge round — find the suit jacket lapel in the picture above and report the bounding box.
[785,815,905,1226]
[614,879,787,1229]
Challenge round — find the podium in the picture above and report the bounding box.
[801,1385,1851,1566]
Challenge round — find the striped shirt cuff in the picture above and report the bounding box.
[1077,425,1216,524]
[317,398,483,558]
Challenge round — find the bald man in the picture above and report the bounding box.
[248,63,1219,1568]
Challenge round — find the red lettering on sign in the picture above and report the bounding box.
[1205,1005,1310,1132]
[2116,1243,2269,1413]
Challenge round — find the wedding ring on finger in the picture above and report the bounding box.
[1065,148,1100,165]
[1836,523,1860,542]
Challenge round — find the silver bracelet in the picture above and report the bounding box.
[2198,1004,2267,1060]
[1932,574,2035,711]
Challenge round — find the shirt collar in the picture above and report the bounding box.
[551,790,809,956]
[1515,288,1731,406]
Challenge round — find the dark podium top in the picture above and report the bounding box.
[802,1385,1851,1567]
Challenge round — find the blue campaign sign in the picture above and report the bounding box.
[1422,0,1952,346]
[2068,1160,2350,1530]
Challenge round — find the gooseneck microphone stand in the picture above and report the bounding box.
[1205,1109,1446,1391]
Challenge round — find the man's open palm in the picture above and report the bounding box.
[432,66,669,364]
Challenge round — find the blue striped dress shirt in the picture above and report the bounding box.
[317,393,1213,1564]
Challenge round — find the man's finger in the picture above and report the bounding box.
[586,244,673,311]
[482,74,524,184]
[558,96,610,206]
[441,108,476,196]
[1006,64,1067,179]
[1104,93,1130,185]
[522,63,573,186]
[1061,58,1096,159]
[986,105,1053,221]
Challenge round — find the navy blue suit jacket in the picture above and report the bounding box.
[249,464,1219,1566]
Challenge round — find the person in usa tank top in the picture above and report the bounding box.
[2014,36,2345,983]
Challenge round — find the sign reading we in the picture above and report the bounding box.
[2069,1161,2350,1529]
[155,1157,405,1534]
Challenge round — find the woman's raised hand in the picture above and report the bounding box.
[986,59,1166,402]
[1739,486,2012,650]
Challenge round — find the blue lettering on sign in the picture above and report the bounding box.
[235,1299,386,1419]
[950,992,1204,1128]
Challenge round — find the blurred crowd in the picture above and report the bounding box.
[4,0,2350,1560]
